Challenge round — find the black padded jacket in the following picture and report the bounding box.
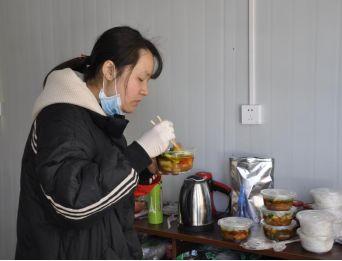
[15,101,152,259]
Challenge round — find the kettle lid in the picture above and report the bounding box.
[185,175,207,183]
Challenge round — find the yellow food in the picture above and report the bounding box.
[221,229,250,242]
[157,151,194,174]
[263,213,293,226]
[264,198,293,211]
[170,143,183,151]
[263,226,295,241]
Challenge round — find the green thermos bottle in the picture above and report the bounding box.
[148,182,163,224]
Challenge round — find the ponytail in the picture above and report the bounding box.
[43,26,163,88]
[43,56,91,87]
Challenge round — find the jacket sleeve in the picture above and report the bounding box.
[34,105,151,225]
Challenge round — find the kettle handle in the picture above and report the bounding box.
[212,181,232,216]
[195,172,233,216]
[212,180,232,196]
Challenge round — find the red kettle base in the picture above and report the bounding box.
[178,222,214,233]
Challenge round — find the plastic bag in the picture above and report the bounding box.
[230,157,274,223]
[141,236,169,260]
[238,185,254,219]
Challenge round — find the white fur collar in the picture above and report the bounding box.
[32,68,105,119]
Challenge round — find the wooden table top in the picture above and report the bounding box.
[134,218,342,260]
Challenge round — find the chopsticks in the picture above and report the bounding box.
[150,115,180,150]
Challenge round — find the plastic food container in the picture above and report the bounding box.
[312,204,342,220]
[312,205,342,238]
[262,219,297,241]
[297,228,334,254]
[261,206,297,226]
[296,210,334,237]
[310,188,342,209]
[217,217,253,242]
[333,220,342,239]
[322,206,342,220]
[157,149,194,175]
[261,189,296,211]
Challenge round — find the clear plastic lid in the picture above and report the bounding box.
[312,204,342,220]
[310,187,341,198]
[261,189,296,201]
[297,228,334,254]
[296,210,335,224]
[161,148,195,157]
[218,217,253,231]
[297,228,333,240]
[323,207,342,220]
[261,219,297,230]
[261,206,297,217]
[310,188,342,208]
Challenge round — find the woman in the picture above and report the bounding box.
[16,26,175,259]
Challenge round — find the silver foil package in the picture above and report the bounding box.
[230,157,274,223]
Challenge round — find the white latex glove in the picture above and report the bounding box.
[137,120,175,158]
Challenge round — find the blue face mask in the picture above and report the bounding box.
[99,76,125,116]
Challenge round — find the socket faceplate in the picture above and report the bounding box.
[241,105,262,124]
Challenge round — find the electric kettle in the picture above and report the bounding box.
[178,175,214,232]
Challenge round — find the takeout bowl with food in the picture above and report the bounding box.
[157,145,194,175]
[262,219,298,241]
[261,206,297,226]
[261,188,296,211]
[218,217,254,242]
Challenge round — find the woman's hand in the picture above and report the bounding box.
[136,120,175,158]
[135,158,162,187]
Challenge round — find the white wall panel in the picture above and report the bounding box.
[339,1,342,189]
[270,0,294,187]
[1,0,342,258]
[314,0,340,188]
[223,0,238,184]
[291,0,316,192]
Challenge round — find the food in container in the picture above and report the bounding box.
[297,228,334,254]
[157,144,194,175]
[261,189,296,211]
[310,188,342,209]
[217,217,253,242]
[262,220,297,241]
[296,210,334,237]
[261,206,296,226]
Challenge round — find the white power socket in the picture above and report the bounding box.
[241,105,262,124]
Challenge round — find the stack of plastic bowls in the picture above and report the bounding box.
[310,188,342,239]
[296,210,335,253]
[260,189,297,241]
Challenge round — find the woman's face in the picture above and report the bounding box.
[117,50,154,113]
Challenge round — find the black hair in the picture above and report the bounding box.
[43,26,163,87]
